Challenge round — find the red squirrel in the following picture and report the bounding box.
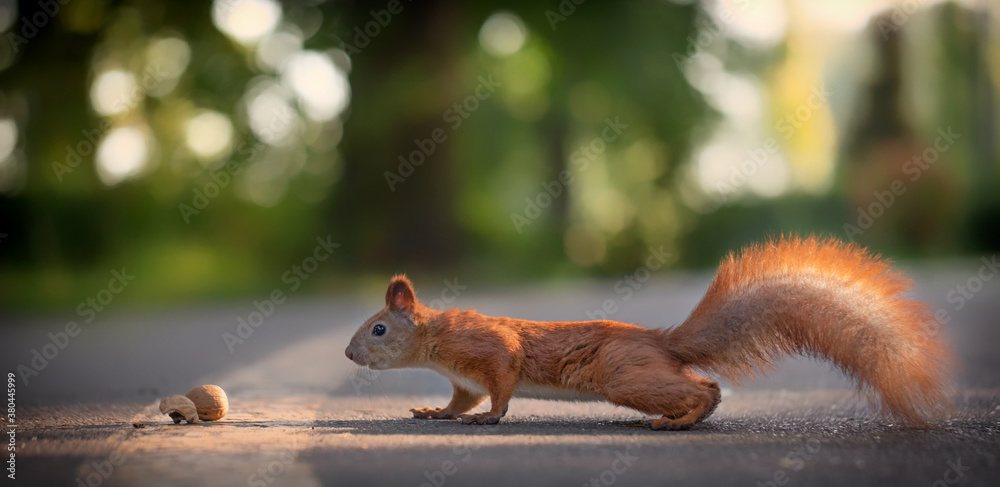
[344,236,953,430]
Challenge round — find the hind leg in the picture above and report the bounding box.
[660,375,721,422]
[693,376,722,423]
[602,359,720,431]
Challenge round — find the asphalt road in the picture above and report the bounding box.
[2,262,999,486]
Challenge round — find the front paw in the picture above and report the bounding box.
[411,406,456,420]
[458,412,501,425]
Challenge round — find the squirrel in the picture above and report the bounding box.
[344,235,953,430]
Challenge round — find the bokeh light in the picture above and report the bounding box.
[0,0,996,310]
[0,118,15,161]
[145,36,192,97]
[90,69,139,117]
[212,0,282,45]
[564,223,606,267]
[96,126,152,186]
[479,11,527,57]
[237,152,291,208]
[244,79,298,145]
[709,0,787,47]
[281,50,350,122]
[0,117,19,194]
[185,110,234,165]
[0,0,16,33]
[256,28,303,72]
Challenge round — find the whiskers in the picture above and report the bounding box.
[350,364,394,413]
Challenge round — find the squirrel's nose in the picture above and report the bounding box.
[346,349,354,361]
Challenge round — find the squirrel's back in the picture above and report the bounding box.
[427,309,652,390]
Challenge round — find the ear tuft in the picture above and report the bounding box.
[386,274,416,314]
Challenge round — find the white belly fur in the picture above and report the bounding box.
[427,365,606,402]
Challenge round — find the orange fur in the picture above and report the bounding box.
[664,235,954,425]
[344,236,953,429]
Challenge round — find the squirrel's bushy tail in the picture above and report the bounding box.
[663,235,953,425]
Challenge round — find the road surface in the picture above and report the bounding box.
[2,262,998,486]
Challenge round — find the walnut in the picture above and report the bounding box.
[159,395,198,424]
[186,385,229,421]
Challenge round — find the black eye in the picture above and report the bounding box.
[372,324,386,336]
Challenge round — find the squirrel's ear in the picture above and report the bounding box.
[386,274,416,314]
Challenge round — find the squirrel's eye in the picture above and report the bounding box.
[372,324,386,336]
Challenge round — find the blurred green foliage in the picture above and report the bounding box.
[0,0,997,311]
